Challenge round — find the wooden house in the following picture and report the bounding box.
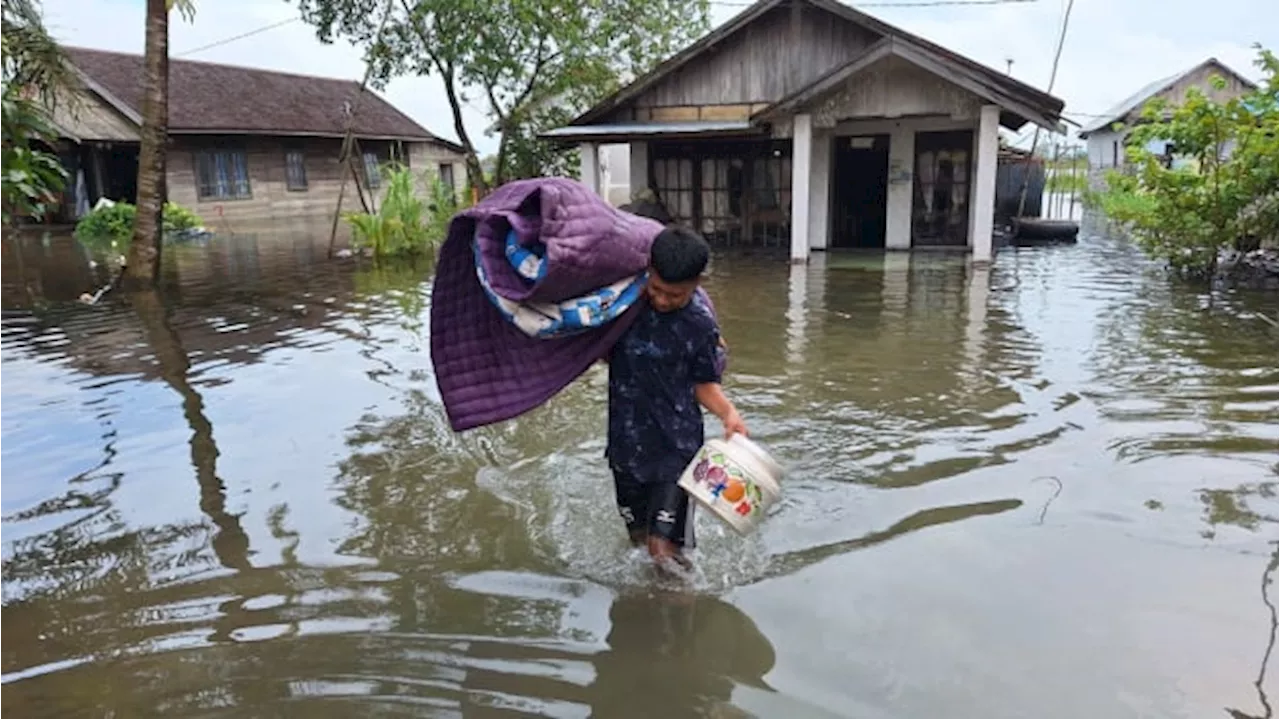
[544,0,1065,262]
[46,47,466,228]
[1078,58,1256,185]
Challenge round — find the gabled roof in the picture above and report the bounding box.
[571,0,1063,130]
[754,36,1063,131]
[1078,57,1258,137]
[62,46,463,150]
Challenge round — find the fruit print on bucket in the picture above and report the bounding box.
[690,447,762,518]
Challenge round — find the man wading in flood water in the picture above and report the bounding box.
[603,226,749,572]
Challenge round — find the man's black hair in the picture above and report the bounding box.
[650,226,709,283]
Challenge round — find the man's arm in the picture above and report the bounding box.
[695,382,748,439]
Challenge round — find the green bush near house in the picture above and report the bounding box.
[74,200,204,253]
[345,163,470,258]
[1091,45,1278,278]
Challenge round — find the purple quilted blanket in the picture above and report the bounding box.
[430,177,665,432]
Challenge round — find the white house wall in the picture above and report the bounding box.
[809,129,832,249]
[598,143,632,206]
[1086,129,1124,170]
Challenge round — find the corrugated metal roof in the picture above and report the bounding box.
[541,121,756,139]
[1078,71,1182,136]
[1078,58,1257,137]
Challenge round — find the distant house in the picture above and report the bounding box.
[543,0,1065,262]
[45,47,466,228]
[1078,58,1256,182]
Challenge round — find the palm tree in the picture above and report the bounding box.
[1,0,75,102]
[1,0,76,227]
[122,0,194,287]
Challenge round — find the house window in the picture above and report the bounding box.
[438,162,455,192]
[1112,140,1120,168]
[285,150,307,191]
[362,151,381,189]
[651,140,792,248]
[195,150,251,201]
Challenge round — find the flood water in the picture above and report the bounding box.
[2,220,1276,718]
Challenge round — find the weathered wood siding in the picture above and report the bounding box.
[49,85,138,142]
[613,4,881,116]
[811,55,983,127]
[166,136,465,229]
[408,142,467,201]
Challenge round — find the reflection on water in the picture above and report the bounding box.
[1,221,1276,717]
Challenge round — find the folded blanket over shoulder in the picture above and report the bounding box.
[477,229,648,339]
[430,177,724,432]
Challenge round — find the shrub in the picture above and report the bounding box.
[1092,45,1279,278]
[345,163,470,258]
[74,200,204,253]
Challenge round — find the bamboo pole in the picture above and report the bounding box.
[1015,0,1076,222]
[1054,141,1064,217]
[327,0,394,258]
[1068,145,1080,220]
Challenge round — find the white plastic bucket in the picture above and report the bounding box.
[677,434,783,535]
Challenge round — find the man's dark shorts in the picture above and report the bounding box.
[610,460,696,549]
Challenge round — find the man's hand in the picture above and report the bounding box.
[695,382,748,439]
[721,407,749,439]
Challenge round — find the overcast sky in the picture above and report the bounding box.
[42,0,1279,154]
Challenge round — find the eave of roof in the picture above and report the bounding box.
[539,120,762,143]
[571,0,1063,129]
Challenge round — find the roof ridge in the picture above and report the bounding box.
[60,44,461,146]
[62,44,371,87]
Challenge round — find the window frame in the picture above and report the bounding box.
[284,149,308,192]
[193,148,253,202]
[362,151,382,190]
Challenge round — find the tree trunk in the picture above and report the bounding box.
[123,0,169,288]
[129,287,251,570]
[437,64,488,195]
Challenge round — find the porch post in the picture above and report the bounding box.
[578,142,601,196]
[790,113,813,263]
[969,105,1000,263]
[628,141,649,198]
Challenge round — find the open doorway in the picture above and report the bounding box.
[82,143,140,206]
[829,134,889,249]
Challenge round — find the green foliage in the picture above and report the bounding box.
[293,0,710,187]
[345,163,467,258]
[1,84,68,225]
[162,202,202,232]
[1094,45,1279,278]
[74,201,204,253]
[2,0,76,105]
[1045,171,1085,195]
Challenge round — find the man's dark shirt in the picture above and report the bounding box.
[606,294,723,483]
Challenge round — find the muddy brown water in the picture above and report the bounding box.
[1,220,1276,718]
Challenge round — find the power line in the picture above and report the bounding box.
[171,0,1034,61]
[1015,0,1073,216]
[173,17,299,58]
